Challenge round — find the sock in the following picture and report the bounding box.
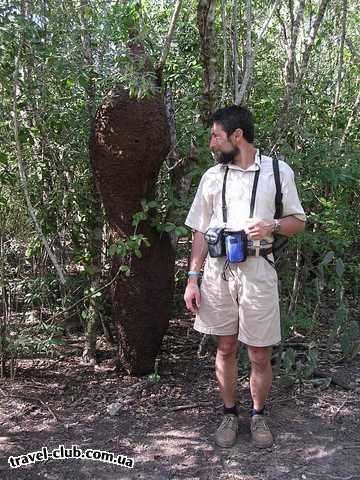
[250,407,265,417]
[223,404,238,416]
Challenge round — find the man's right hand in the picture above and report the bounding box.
[184,282,201,314]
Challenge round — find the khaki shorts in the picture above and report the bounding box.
[194,255,281,347]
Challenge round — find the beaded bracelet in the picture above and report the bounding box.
[188,271,201,277]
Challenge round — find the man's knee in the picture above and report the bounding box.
[217,335,238,357]
[247,346,272,369]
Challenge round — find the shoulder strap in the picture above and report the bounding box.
[273,157,283,219]
[249,169,260,218]
[222,166,229,224]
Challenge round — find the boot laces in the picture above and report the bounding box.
[252,415,269,432]
[219,415,237,431]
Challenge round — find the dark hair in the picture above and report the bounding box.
[211,105,255,143]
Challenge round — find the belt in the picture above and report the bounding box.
[247,246,273,257]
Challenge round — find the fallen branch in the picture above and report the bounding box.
[331,398,348,421]
[169,401,212,412]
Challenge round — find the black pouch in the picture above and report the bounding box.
[204,227,226,258]
[224,230,248,263]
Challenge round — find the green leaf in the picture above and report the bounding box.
[319,251,335,266]
[84,264,96,275]
[107,244,117,257]
[163,223,176,232]
[146,201,158,209]
[175,226,188,236]
[48,338,65,345]
[335,258,345,278]
[132,211,147,226]
[282,348,296,372]
[65,78,75,89]
[0,151,8,165]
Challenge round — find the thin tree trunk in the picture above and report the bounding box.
[0,236,8,377]
[236,0,279,105]
[197,0,217,124]
[79,0,105,364]
[236,0,251,105]
[288,247,302,317]
[340,88,360,147]
[332,0,348,130]
[286,0,305,88]
[231,0,239,103]
[298,0,330,79]
[220,0,228,105]
[156,0,183,79]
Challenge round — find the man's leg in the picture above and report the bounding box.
[214,334,239,447]
[247,345,274,448]
[247,346,272,410]
[215,334,239,407]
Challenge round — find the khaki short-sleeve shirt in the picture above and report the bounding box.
[185,151,306,240]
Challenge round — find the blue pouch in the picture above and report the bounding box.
[224,231,248,263]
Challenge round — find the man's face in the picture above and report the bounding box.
[209,122,239,164]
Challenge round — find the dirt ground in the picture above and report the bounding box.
[1,311,360,480]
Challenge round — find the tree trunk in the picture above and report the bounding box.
[197,0,217,124]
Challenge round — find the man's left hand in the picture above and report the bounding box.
[246,219,273,240]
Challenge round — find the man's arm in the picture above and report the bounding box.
[184,230,208,314]
[188,230,208,274]
[247,216,305,240]
[273,216,305,236]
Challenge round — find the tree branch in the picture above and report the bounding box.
[298,0,330,80]
[156,0,183,77]
[345,38,360,61]
[236,0,280,105]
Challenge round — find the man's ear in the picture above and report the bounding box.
[232,128,243,140]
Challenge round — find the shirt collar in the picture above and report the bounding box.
[226,149,261,172]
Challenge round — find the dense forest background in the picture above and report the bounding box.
[0,0,359,378]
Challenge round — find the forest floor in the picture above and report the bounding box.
[1,297,360,480]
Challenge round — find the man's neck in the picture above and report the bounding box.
[232,144,257,170]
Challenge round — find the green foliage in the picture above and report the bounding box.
[280,346,318,386]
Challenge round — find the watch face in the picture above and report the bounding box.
[275,221,281,233]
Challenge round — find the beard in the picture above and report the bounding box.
[215,146,240,164]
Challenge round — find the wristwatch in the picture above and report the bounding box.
[273,219,281,233]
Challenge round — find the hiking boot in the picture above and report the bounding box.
[215,414,238,448]
[250,414,273,448]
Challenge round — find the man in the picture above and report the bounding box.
[183,105,305,449]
